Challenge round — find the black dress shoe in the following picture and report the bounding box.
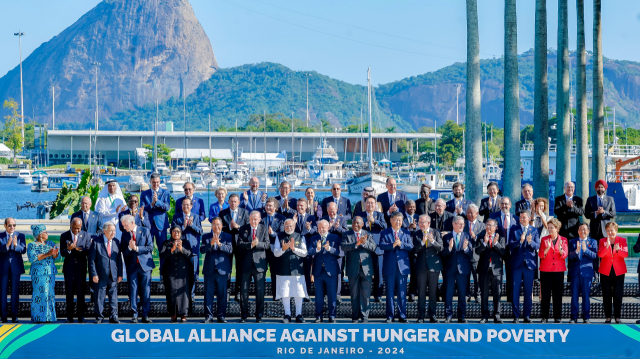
[130,318,138,324]
[314,317,322,323]
[494,318,503,324]
[443,317,452,323]
[142,317,153,324]
[282,315,291,323]
[256,318,263,323]
[540,318,548,323]
[0,318,6,324]
[109,318,120,324]
[374,297,381,303]
[304,298,311,303]
[218,318,228,323]
[583,319,591,324]
[524,318,532,324]
[568,319,576,324]
[296,315,305,323]
[203,318,214,324]
[554,319,562,324]
[615,318,621,324]
[328,317,335,323]
[458,318,467,324]
[416,318,424,323]
[385,318,392,323]
[399,318,408,323]
[475,295,481,303]
[479,318,487,324]
[430,317,439,324]
[239,318,247,323]
[408,295,416,303]
[11,318,18,323]
[95,318,103,324]
[65,319,74,324]
[78,318,85,323]
[605,319,611,324]
[352,319,358,323]
[235,293,242,302]
[635,320,640,325]
[513,318,520,323]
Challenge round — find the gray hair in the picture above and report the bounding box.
[453,215,465,224]
[71,217,83,226]
[522,183,533,191]
[435,198,446,206]
[284,218,295,226]
[486,219,498,226]
[250,210,262,219]
[564,181,575,188]
[120,215,135,225]
[102,222,116,231]
[317,219,329,227]
[183,182,195,190]
[419,214,431,223]
[467,203,479,213]
[327,202,338,210]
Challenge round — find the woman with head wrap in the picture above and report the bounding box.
[27,224,60,323]
[95,179,127,238]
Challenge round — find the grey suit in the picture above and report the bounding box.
[412,228,443,319]
[464,219,485,299]
[474,230,506,320]
[342,230,377,320]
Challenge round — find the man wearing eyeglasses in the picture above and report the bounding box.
[0,218,26,323]
[118,194,150,233]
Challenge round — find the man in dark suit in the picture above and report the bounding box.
[474,219,506,323]
[515,183,534,216]
[341,217,377,323]
[353,186,381,215]
[141,173,170,267]
[430,199,453,235]
[569,224,598,324]
[446,182,474,216]
[240,177,267,212]
[478,182,501,223]
[412,214,443,323]
[275,181,297,218]
[220,194,249,301]
[175,182,206,222]
[88,223,123,323]
[0,218,25,323]
[441,216,474,323]
[321,183,353,220]
[402,199,419,302]
[377,177,408,226]
[60,218,92,323]
[415,184,436,216]
[379,212,414,323]
[237,211,270,323]
[585,180,616,281]
[356,196,387,302]
[489,196,519,303]
[201,217,233,323]
[171,197,203,310]
[508,210,540,323]
[120,215,155,323]
[262,197,287,300]
[118,194,150,233]
[293,198,317,298]
[322,201,349,301]
[554,181,584,239]
[308,220,341,323]
[464,204,485,303]
[70,196,103,237]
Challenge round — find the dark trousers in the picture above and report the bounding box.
[384,267,408,320]
[267,250,277,300]
[601,267,625,319]
[95,279,118,320]
[204,272,228,320]
[64,271,87,320]
[348,270,372,320]
[190,255,200,300]
[314,270,338,318]
[127,269,152,318]
[467,262,479,297]
[505,256,513,302]
[371,255,384,298]
[570,274,593,320]
[480,270,502,319]
[540,271,564,320]
[512,267,535,318]
[0,274,19,320]
[417,270,439,319]
[150,226,168,268]
[408,255,418,297]
[444,270,468,319]
[240,266,265,319]
[231,250,243,296]
[303,257,313,292]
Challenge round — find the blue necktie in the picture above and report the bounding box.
[455,233,459,247]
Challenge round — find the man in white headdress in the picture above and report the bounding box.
[96,179,127,238]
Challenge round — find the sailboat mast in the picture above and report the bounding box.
[154,99,158,173]
[183,90,186,169]
[291,113,295,174]
[368,68,373,178]
[235,119,239,172]
[360,107,363,161]
[264,110,268,194]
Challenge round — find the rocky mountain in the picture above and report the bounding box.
[0,0,217,127]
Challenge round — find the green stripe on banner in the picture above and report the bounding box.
[611,325,640,342]
[0,325,32,357]
[0,325,59,359]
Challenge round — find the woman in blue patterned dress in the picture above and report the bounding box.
[27,224,59,323]
[208,186,228,222]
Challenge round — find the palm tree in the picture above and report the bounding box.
[576,0,589,202]
[592,0,605,183]
[503,0,520,208]
[533,0,549,203]
[465,0,483,205]
[555,0,571,197]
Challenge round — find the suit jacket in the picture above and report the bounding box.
[568,237,598,278]
[508,225,541,271]
[539,235,569,272]
[237,224,270,273]
[430,211,454,234]
[261,212,286,245]
[321,214,349,237]
[307,233,341,277]
[70,210,103,237]
[489,211,520,244]
[321,196,353,221]
[88,235,123,282]
[201,231,233,275]
[445,198,474,216]
[60,230,91,275]
[515,198,537,216]
[353,200,383,216]
[341,229,377,279]
[464,219,485,264]
[356,211,387,256]
[441,231,474,275]
[275,195,297,218]
[239,190,266,212]
[294,212,317,244]
[140,188,171,231]
[171,213,203,256]
[0,232,26,275]
[378,228,413,276]
[598,236,628,276]
[584,195,616,241]
[412,228,443,273]
[175,196,206,223]
[377,191,408,225]
[120,226,155,274]
[478,196,501,223]
[402,212,419,232]
[117,209,150,233]
[220,207,249,243]
[554,195,584,239]
[415,197,436,216]
[474,230,506,276]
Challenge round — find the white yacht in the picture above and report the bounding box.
[126,175,149,192]
[307,140,344,180]
[155,161,170,176]
[194,162,210,173]
[215,161,230,176]
[17,169,33,184]
[346,172,387,194]
[165,171,192,193]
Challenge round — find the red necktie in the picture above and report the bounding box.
[133,232,139,264]
[252,229,256,240]
[356,233,360,243]
[107,239,111,258]
[73,235,77,246]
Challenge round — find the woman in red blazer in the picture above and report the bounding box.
[598,222,628,324]
[538,218,568,323]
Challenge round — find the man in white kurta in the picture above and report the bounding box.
[273,219,308,323]
[95,179,127,239]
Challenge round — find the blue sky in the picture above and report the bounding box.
[1,0,639,85]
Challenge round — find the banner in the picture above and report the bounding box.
[2,323,640,358]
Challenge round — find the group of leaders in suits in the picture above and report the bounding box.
[1,171,633,324]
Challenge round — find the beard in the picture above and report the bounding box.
[596,189,605,196]
[285,229,295,235]
[454,193,463,199]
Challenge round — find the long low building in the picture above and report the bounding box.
[45,130,440,167]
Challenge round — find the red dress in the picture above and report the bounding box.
[538,235,568,272]
[598,236,628,276]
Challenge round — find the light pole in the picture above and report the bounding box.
[92,62,100,171]
[455,84,461,125]
[14,31,25,148]
[305,73,311,127]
